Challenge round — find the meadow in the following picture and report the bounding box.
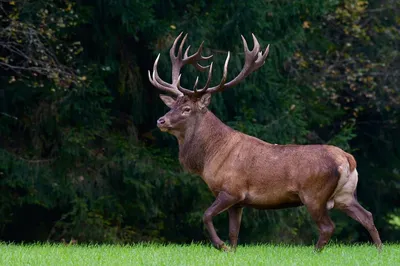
[0,243,399,266]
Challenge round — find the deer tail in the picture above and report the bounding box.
[346,153,357,172]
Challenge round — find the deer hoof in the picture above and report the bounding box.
[218,243,232,252]
[313,246,325,253]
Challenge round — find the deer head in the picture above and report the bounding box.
[149,33,270,136]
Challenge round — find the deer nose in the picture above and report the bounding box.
[157,117,166,125]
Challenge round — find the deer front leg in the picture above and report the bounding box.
[203,191,240,251]
[228,206,243,251]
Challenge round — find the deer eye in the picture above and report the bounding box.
[182,106,191,113]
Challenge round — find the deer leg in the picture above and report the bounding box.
[336,199,382,250]
[228,206,243,250]
[306,203,335,251]
[203,191,240,251]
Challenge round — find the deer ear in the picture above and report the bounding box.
[198,93,211,110]
[159,95,176,108]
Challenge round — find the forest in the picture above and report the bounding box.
[0,0,399,245]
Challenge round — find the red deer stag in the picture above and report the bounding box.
[148,33,382,251]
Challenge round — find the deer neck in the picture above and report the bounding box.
[177,110,233,175]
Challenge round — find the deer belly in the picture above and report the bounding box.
[242,192,302,210]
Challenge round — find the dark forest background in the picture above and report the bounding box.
[0,0,399,245]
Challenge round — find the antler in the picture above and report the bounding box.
[178,34,270,98]
[218,34,269,91]
[148,33,269,99]
[148,32,212,97]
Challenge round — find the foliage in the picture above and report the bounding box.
[0,0,85,87]
[0,0,399,244]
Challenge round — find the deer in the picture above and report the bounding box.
[148,32,382,252]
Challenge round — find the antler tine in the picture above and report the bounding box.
[184,45,192,59]
[203,52,230,93]
[148,54,183,96]
[199,62,214,92]
[257,44,270,64]
[169,32,186,85]
[250,33,261,55]
[152,55,173,87]
[170,32,184,59]
[192,76,200,92]
[184,45,207,72]
[177,33,188,58]
[183,41,213,72]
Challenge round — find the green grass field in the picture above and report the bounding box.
[0,243,399,266]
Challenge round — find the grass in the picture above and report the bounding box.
[0,243,399,266]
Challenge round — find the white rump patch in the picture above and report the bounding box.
[326,163,359,209]
[333,169,358,206]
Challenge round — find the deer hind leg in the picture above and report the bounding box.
[300,172,338,251]
[333,170,382,249]
[203,191,242,251]
[336,200,382,250]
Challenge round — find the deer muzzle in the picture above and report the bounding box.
[157,117,170,132]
